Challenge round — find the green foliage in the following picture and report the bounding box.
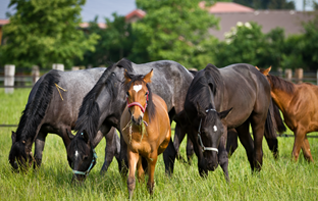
[75,13,134,67]
[0,0,99,69]
[1,89,318,200]
[131,0,219,67]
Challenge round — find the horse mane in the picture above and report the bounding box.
[15,70,60,142]
[186,64,223,111]
[74,58,134,139]
[124,71,156,122]
[267,74,295,94]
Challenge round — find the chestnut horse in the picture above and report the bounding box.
[120,70,171,198]
[261,67,315,162]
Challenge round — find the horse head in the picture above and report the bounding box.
[124,69,153,126]
[67,130,96,183]
[9,131,33,171]
[196,103,232,171]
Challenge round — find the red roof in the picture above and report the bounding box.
[0,19,10,26]
[199,2,254,13]
[80,22,106,29]
[125,9,146,21]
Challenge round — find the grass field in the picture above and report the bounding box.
[0,88,317,200]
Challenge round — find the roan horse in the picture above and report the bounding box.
[67,58,193,181]
[182,63,276,180]
[260,66,316,162]
[8,68,120,171]
[120,70,171,198]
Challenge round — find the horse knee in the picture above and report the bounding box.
[127,176,135,192]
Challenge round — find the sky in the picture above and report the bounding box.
[0,0,315,22]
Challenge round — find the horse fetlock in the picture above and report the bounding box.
[147,181,155,195]
[127,177,135,192]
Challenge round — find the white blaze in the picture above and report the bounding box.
[213,125,217,132]
[75,150,79,157]
[133,85,142,92]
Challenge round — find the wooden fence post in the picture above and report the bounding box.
[295,68,303,84]
[285,69,292,82]
[52,64,64,71]
[4,65,15,94]
[32,65,40,85]
[72,66,80,71]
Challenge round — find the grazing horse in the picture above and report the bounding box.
[261,66,316,162]
[120,70,171,198]
[8,68,120,171]
[183,63,275,180]
[67,58,193,181]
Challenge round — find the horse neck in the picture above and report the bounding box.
[270,84,295,114]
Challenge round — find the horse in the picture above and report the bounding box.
[120,69,171,198]
[182,63,276,181]
[260,66,316,162]
[67,58,193,181]
[8,68,120,172]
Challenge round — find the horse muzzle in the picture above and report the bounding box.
[131,115,143,125]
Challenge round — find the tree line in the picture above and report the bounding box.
[1,0,318,71]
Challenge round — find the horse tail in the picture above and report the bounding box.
[15,70,60,142]
[264,98,279,158]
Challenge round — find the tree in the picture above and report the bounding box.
[130,0,219,68]
[0,0,99,69]
[74,13,134,67]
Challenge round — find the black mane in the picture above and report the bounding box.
[15,70,60,142]
[124,71,156,122]
[267,74,295,94]
[186,64,223,112]
[74,58,134,139]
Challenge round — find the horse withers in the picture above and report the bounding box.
[261,66,315,162]
[183,63,276,181]
[120,70,171,198]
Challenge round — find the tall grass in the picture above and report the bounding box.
[0,89,317,200]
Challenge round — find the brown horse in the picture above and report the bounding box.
[261,67,315,162]
[120,69,171,198]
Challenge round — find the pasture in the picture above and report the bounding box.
[0,88,317,200]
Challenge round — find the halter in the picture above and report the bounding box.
[127,90,149,113]
[197,108,219,153]
[72,133,98,176]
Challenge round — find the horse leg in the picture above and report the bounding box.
[127,150,139,199]
[173,124,187,163]
[33,130,48,168]
[226,128,238,157]
[292,127,306,161]
[100,128,121,174]
[301,136,314,162]
[250,114,266,171]
[236,121,255,171]
[186,135,194,164]
[119,131,129,176]
[147,154,158,195]
[264,133,279,160]
[163,138,176,175]
[218,127,230,182]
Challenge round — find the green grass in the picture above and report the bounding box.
[0,89,318,200]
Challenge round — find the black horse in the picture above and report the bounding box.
[182,63,276,181]
[67,58,194,181]
[8,68,120,171]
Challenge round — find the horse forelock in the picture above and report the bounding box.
[15,70,60,142]
[268,74,295,94]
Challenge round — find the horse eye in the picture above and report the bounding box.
[145,91,148,96]
[126,92,129,97]
[83,155,88,161]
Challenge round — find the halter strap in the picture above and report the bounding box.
[197,111,219,153]
[127,91,149,113]
[72,133,98,176]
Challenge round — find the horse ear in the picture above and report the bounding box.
[143,69,153,83]
[218,107,233,119]
[82,130,90,145]
[66,129,75,141]
[124,69,131,84]
[262,66,272,76]
[11,131,17,144]
[255,66,260,71]
[196,102,206,117]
